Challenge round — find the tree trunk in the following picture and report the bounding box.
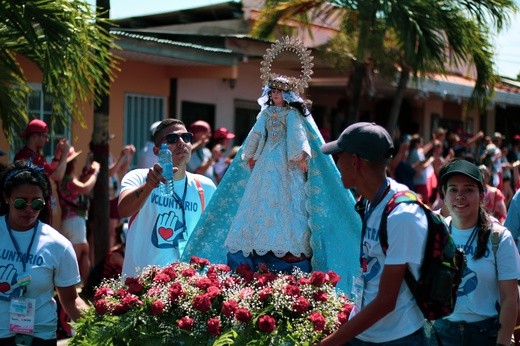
[387,67,410,132]
[346,61,365,126]
[90,0,111,270]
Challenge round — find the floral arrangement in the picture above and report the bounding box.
[71,256,353,346]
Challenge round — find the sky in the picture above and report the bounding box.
[88,0,520,79]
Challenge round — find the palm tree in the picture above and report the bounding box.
[251,0,517,130]
[0,0,116,140]
[385,0,515,131]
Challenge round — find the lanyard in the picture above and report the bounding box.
[172,177,188,232]
[5,218,38,273]
[450,223,479,253]
[359,179,391,271]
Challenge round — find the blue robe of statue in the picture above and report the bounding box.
[181,106,361,295]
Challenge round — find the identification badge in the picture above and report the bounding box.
[9,298,35,334]
[352,269,365,309]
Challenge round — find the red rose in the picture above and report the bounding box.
[94,286,114,301]
[236,263,254,282]
[178,316,194,330]
[208,264,231,274]
[146,287,162,298]
[327,270,341,287]
[258,263,269,273]
[161,267,177,280]
[124,277,139,286]
[169,282,185,302]
[181,268,196,277]
[192,294,212,313]
[221,299,238,317]
[255,272,277,287]
[207,317,221,336]
[195,277,213,290]
[258,315,277,334]
[310,271,327,286]
[206,286,221,298]
[297,277,311,286]
[292,296,310,314]
[153,273,171,284]
[342,303,354,314]
[312,290,329,302]
[235,308,252,323]
[309,311,326,331]
[190,256,210,266]
[117,288,129,298]
[284,284,301,296]
[337,311,349,325]
[150,300,165,315]
[124,277,144,294]
[258,287,273,301]
[122,294,143,308]
[112,303,129,316]
[94,299,110,315]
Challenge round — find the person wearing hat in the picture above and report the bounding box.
[137,121,161,169]
[211,127,235,182]
[431,158,520,346]
[57,147,100,285]
[319,122,429,345]
[14,119,71,184]
[187,120,221,184]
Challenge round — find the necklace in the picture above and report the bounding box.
[449,222,479,253]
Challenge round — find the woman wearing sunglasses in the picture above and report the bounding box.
[0,160,88,346]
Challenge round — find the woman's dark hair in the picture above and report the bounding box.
[474,206,492,259]
[0,160,52,225]
[289,101,311,118]
[265,90,311,118]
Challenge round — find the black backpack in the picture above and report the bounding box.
[379,190,466,320]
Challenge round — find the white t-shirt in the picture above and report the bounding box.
[352,178,428,343]
[0,216,80,340]
[121,169,216,277]
[445,218,520,322]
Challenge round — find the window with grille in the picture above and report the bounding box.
[11,85,70,160]
[124,93,166,167]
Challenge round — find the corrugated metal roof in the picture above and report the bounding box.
[112,30,234,54]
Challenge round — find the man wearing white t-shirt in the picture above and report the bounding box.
[119,119,216,277]
[320,122,428,345]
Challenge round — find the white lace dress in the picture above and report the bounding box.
[224,106,312,258]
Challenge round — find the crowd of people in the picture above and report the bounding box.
[0,37,519,345]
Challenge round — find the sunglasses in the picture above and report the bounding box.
[11,198,46,211]
[162,132,193,144]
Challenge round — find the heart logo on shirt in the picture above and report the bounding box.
[0,282,11,293]
[159,227,173,240]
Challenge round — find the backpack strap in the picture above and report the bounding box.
[490,222,505,276]
[379,190,422,253]
[194,177,205,213]
[379,190,427,300]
